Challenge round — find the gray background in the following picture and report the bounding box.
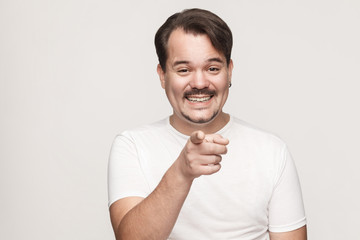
[1,0,359,239]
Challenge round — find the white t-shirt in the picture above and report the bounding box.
[108,116,306,240]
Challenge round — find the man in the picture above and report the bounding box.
[108,8,307,240]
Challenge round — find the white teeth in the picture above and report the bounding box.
[187,96,211,102]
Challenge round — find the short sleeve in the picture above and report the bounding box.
[107,133,149,207]
[268,146,307,232]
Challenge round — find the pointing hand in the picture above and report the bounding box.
[177,130,229,180]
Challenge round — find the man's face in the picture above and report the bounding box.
[157,28,233,128]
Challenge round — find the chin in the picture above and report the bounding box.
[182,111,219,125]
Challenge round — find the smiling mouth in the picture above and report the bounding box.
[186,95,213,103]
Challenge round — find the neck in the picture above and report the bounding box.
[170,112,230,136]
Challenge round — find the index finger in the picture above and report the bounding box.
[205,134,229,145]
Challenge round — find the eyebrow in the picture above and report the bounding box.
[207,57,224,64]
[173,60,190,67]
[172,58,224,67]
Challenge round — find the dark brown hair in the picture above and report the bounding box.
[154,8,233,71]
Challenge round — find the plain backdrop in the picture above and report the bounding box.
[1,0,359,239]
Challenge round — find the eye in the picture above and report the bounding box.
[177,68,191,75]
[208,67,220,72]
[178,69,189,73]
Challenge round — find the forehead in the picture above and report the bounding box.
[166,29,225,64]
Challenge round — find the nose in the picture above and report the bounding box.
[189,70,210,89]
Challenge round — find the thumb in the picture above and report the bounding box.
[190,131,205,144]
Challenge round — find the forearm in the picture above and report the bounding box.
[116,161,193,240]
[269,226,307,240]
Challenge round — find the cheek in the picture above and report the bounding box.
[165,82,184,100]
[166,77,189,94]
[213,78,229,90]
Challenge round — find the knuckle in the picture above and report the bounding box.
[204,164,221,175]
[208,144,216,153]
[184,143,194,154]
[212,155,219,164]
[223,146,228,154]
[214,134,222,139]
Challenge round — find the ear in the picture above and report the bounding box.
[228,59,234,84]
[157,64,166,89]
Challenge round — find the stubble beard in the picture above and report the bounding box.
[181,109,219,124]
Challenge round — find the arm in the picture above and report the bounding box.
[110,164,192,240]
[109,131,229,240]
[270,225,307,240]
[268,146,307,240]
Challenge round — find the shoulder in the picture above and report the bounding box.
[109,118,170,161]
[228,116,286,148]
[113,118,171,147]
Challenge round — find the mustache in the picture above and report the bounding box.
[184,88,216,97]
